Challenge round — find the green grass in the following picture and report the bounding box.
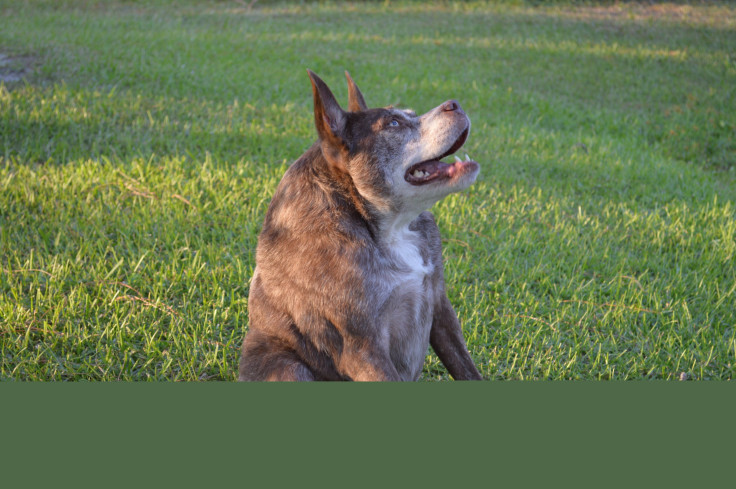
[1,0,735,380]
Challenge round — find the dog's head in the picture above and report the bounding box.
[307,70,480,226]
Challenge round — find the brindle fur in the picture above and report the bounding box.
[239,71,483,381]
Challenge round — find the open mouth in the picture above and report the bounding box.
[404,127,478,186]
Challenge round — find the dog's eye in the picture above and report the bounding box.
[388,119,400,127]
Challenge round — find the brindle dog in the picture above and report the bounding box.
[239,71,483,381]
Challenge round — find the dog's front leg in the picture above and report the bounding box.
[339,340,402,381]
[430,295,483,380]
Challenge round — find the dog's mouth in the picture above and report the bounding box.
[404,127,478,186]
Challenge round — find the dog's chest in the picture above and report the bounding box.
[378,227,436,381]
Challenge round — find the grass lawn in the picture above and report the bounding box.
[1,0,735,380]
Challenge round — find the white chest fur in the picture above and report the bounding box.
[386,226,432,280]
[380,223,435,381]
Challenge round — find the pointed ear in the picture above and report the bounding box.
[307,69,346,144]
[345,71,368,112]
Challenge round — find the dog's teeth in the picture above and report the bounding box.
[454,155,462,163]
[413,170,427,178]
[465,153,470,161]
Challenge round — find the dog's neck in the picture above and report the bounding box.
[309,143,383,239]
[379,208,420,241]
[313,146,430,249]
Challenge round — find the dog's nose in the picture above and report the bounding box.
[441,100,460,112]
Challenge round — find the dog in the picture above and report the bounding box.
[238,70,483,381]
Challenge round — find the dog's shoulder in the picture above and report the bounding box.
[410,211,440,239]
[409,211,444,264]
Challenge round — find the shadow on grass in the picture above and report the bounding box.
[3,3,734,169]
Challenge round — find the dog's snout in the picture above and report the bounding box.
[441,100,460,112]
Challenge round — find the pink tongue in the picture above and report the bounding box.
[447,160,468,176]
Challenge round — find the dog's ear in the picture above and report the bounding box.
[345,71,367,112]
[307,70,347,146]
